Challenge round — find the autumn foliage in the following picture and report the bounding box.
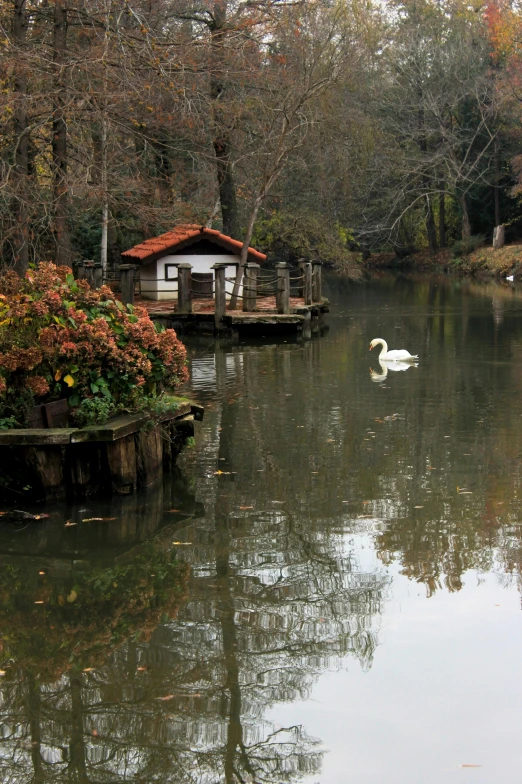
[0,263,188,427]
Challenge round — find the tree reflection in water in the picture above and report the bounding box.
[14,271,522,781]
[0,398,388,783]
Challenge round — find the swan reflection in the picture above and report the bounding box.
[370,359,418,383]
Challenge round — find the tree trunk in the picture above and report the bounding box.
[25,672,44,783]
[459,192,471,240]
[69,673,89,783]
[211,1,239,238]
[494,138,501,227]
[52,0,71,266]
[425,195,437,253]
[418,107,437,252]
[438,186,446,249]
[11,0,29,275]
[229,195,263,309]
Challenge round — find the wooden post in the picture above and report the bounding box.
[297,259,306,297]
[312,261,322,302]
[276,262,290,314]
[77,260,92,280]
[212,262,227,329]
[177,262,192,314]
[243,262,259,312]
[302,309,312,339]
[303,262,313,305]
[83,261,95,287]
[92,263,103,289]
[119,264,136,306]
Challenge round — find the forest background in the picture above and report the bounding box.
[2,0,522,276]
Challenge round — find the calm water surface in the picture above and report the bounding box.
[2,273,522,783]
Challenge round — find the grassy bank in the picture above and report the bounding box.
[364,245,522,278]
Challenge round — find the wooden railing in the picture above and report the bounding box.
[76,260,323,323]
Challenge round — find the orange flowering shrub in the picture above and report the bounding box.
[0,263,188,427]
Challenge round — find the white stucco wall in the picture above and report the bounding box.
[140,253,242,301]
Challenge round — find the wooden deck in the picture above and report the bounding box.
[137,295,314,314]
[136,296,329,335]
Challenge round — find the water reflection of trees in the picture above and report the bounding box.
[0,388,388,783]
[6,273,521,782]
[189,275,522,600]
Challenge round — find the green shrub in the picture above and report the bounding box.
[451,234,485,259]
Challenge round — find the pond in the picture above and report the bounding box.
[2,272,522,783]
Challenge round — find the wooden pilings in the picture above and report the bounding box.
[312,261,322,303]
[77,259,92,280]
[303,262,313,305]
[243,262,260,312]
[276,262,290,314]
[120,264,137,306]
[212,262,227,328]
[0,402,204,501]
[177,262,192,314]
[78,261,103,289]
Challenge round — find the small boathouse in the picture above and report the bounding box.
[78,225,329,336]
[121,224,266,301]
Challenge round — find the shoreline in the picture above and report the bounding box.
[360,244,522,280]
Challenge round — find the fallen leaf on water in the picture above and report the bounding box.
[58,595,65,606]
[167,509,181,513]
[91,730,98,738]
[34,600,44,605]
[172,541,192,546]
[240,506,254,510]
[82,517,116,522]
[214,470,231,475]
[414,505,424,509]
[33,514,50,520]
[66,590,78,603]
[362,501,370,505]
[39,571,45,575]
[64,521,77,527]
[157,694,175,701]
[83,667,94,673]
[0,670,6,676]
[137,666,148,672]
[327,438,335,443]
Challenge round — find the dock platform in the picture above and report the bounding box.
[140,296,329,335]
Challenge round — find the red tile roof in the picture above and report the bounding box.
[121,224,266,264]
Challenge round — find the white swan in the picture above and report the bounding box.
[369,338,418,362]
[370,359,418,382]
